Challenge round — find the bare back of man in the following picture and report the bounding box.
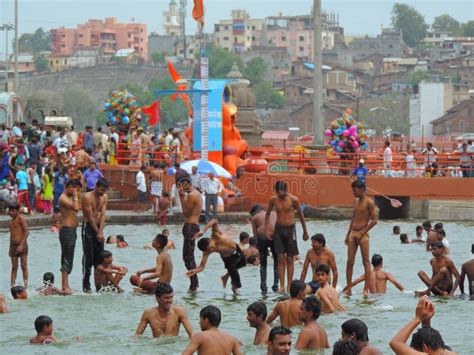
[460,259,474,296]
[136,305,189,337]
[316,284,345,314]
[296,322,329,350]
[184,328,240,355]
[269,299,302,328]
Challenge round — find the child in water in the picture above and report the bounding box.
[30,315,59,344]
[94,250,128,292]
[36,272,66,296]
[116,235,129,248]
[51,207,61,233]
[400,234,410,244]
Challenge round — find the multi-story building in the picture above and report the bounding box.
[163,0,182,36]
[51,17,147,61]
[349,28,404,61]
[214,10,264,53]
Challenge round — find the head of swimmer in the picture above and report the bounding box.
[178,177,192,193]
[43,272,54,287]
[430,241,445,257]
[94,178,109,196]
[410,327,446,354]
[340,318,369,344]
[35,315,54,336]
[275,181,287,199]
[311,234,326,250]
[299,295,321,323]
[247,301,267,328]
[351,180,366,198]
[315,264,330,286]
[152,234,168,251]
[155,283,174,311]
[11,285,28,300]
[65,179,82,196]
[268,326,292,355]
[199,305,221,331]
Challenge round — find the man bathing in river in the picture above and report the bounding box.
[135,283,193,339]
[58,179,81,294]
[247,301,271,346]
[344,180,378,296]
[186,219,246,294]
[415,241,460,297]
[460,244,474,297]
[266,280,306,328]
[131,234,173,293]
[81,177,109,293]
[315,264,346,314]
[178,177,202,292]
[94,250,128,292]
[265,181,309,292]
[8,202,29,288]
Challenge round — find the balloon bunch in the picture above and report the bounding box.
[325,108,369,153]
[103,89,142,126]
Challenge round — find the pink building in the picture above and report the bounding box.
[51,17,147,61]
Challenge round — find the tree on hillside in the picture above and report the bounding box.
[460,21,474,37]
[33,53,50,73]
[405,70,432,85]
[63,88,96,129]
[208,46,244,78]
[243,57,268,87]
[18,28,51,53]
[391,3,428,47]
[432,14,460,34]
[151,52,166,65]
[254,81,286,109]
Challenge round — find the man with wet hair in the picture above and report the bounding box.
[11,285,28,300]
[344,180,377,296]
[265,181,309,292]
[266,280,306,328]
[267,326,292,355]
[415,241,460,297]
[247,301,270,345]
[183,305,241,355]
[332,339,358,355]
[135,283,193,338]
[341,318,381,354]
[37,272,65,296]
[300,233,338,294]
[295,295,329,350]
[30,315,59,344]
[422,220,437,251]
[315,264,346,314]
[459,244,474,296]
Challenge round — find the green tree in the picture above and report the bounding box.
[432,14,460,33]
[208,46,243,78]
[33,53,49,73]
[63,88,96,129]
[151,52,166,65]
[459,21,474,37]
[254,81,286,109]
[243,57,267,87]
[391,3,428,47]
[18,28,51,53]
[405,70,432,85]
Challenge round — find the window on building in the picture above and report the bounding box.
[252,26,256,30]
[389,44,393,48]
[468,107,473,117]
[247,26,250,30]
[50,61,53,65]
[26,63,29,67]
[235,37,238,44]
[65,59,67,64]
[299,36,304,41]
[167,16,170,22]
[61,44,65,48]
[252,36,255,41]
[224,26,229,30]
[223,37,229,41]
[282,36,286,41]
[56,60,59,64]
[459,120,465,131]
[247,36,250,41]
[299,46,304,52]
[79,34,83,38]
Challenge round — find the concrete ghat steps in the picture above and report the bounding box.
[428,200,474,221]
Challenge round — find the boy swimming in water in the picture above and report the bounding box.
[11,285,28,300]
[412,226,424,243]
[400,234,410,244]
[315,264,346,314]
[30,315,59,344]
[37,272,66,296]
[94,250,128,292]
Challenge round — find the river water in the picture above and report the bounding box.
[0,220,473,354]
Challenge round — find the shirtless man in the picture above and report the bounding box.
[250,204,279,293]
[182,305,241,355]
[415,241,460,297]
[8,202,29,288]
[267,326,292,355]
[459,244,474,297]
[30,315,59,344]
[75,146,92,173]
[300,233,338,294]
[94,250,128,292]
[344,180,377,296]
[0,293,7,313]
[179,177,202,292]
[295,295,329,351]
[149,162,163,214]
[187,219,246,293]
[265,181,309,292]
[81,177,109,293]
[131,234,173,293]
[135,283,193,338]
[58,179,81,294]
[315,264,346,314]
[341,318,381,355]
[266,280,306,328]
[36,272,66,296]
[247,301,271,346]
[423,220,438,251]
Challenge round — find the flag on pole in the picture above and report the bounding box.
[192,0,204,26]
[142,100,160,125]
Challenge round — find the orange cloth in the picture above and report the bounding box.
[192,0,204,26]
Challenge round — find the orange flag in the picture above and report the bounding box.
[192,0,204,26]
[142,101,160,125]
[167,62,193,118]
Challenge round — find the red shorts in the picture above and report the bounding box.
[130,275,160,294]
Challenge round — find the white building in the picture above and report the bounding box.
[163,0,182,36]
[409,82,453,137]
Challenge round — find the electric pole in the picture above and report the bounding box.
[180,0,187,59]
[313,0,324,144]
[14,0,19,91]
[1,23,14,92]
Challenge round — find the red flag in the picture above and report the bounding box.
[192,0,204,26]
[142,100,160,125]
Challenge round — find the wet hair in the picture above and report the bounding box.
[239,232,250,243]
[247,255,258,265]
[249,237,257,247]
[431,241,444,249]
[400,234,409,243]
[301,295,321,320]
[410,327,444,351]
[269,326,292,342]
[8,202,20,211]
[416,225,423,232]
[311,233,326,247]
[436,229,446,237]
[249,204,264,216]
[155,283,173,297]
[422,220,432,229]
[96,177,109,189]
[66,179,82,188]
[315,264,330,274]
[434,222,443,231]
[106,236,113,243]
[11,285,25,299]
[197,237,211,251]
[200,305,221,327]
[393,225,400,233]
[333,339,358,355]
[100,250,113,262]
[341,318,369,342]
[289,280,307,297]
[247,301,267,321]
[43,272,54,285]
[154,234,168,249]
[34,315,53,333]
[371,254,383,267]
[351,179,365,189]
[275,180,287,192]
[116,235,125,242]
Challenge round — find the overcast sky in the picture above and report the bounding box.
[1,0,473,54]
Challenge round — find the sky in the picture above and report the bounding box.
[0,0,473,54]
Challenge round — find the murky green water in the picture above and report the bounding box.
[1,220,473,354]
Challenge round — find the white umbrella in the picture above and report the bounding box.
[178,159,232,178]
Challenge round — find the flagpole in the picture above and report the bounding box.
[154,101,160,145]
